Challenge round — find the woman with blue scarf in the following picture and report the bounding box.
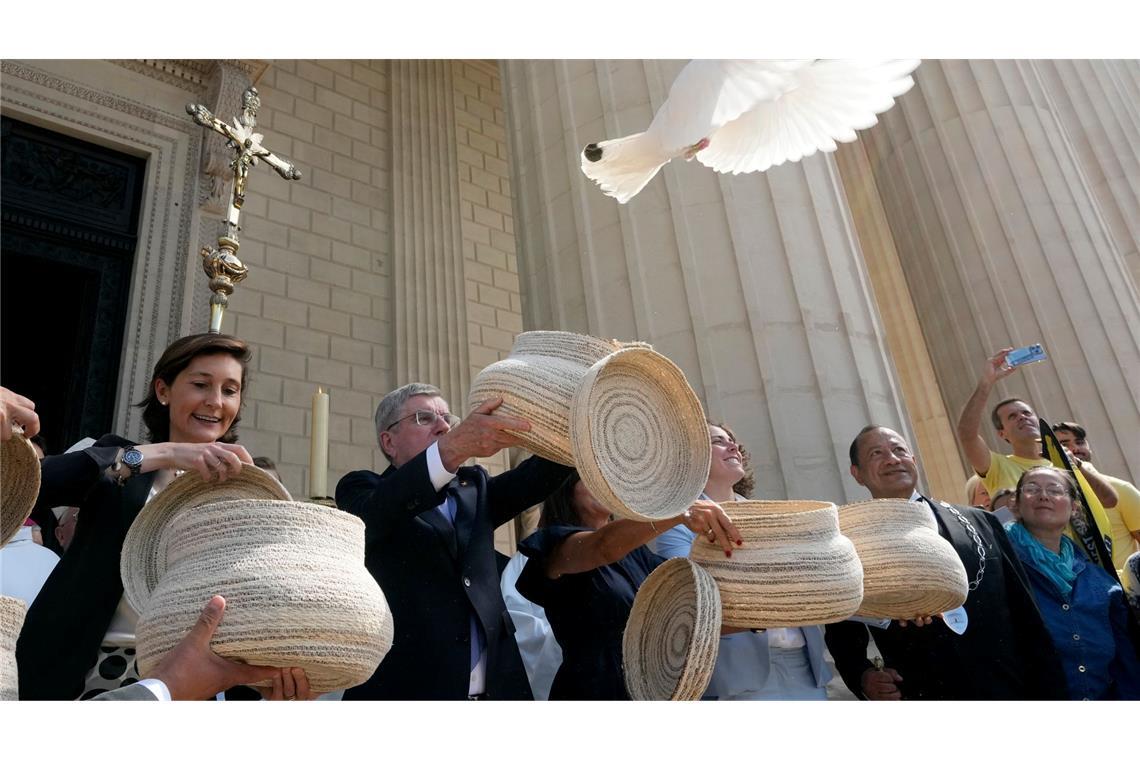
[1007,466,1140,699]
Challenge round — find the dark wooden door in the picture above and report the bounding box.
[1,116,146,454]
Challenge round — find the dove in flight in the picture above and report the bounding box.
[580,59,920,203]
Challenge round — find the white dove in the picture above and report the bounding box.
[580,59,921,203]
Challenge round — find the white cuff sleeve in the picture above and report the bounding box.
[426,441,457,492]
[138,678,172,702]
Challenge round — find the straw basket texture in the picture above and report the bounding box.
[1,432,41,548]
[623,558,721,701]
[135,498,393,693]
[469,331,620,465]
[120,464,291,613]
[1,595,27,701]
[571,347,711,521]
[838,499,968,619]
[470,331,711,521]
[690,500,864,628]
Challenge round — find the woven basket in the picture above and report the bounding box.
[838,499,968,619]
[690,500,864,628]
[469,331,620,465]
[571,347,711,521]
[1,432,41,549]
[623,558,721,700]
[121,464,291,613]
[134,498,394,693]
[470,331,710,521]
[0,595,26,701]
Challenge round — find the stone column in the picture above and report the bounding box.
[858,59,1140,481]
[502,60,916,503]
[1033,60,1140,286]
[388,60,471,406]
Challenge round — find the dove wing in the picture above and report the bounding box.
[648,60,812,155]
[696,59,920,174]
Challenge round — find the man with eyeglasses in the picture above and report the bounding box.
[335,382,573,700]
[824,425,1066,700]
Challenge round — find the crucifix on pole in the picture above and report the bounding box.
[187,86,302,333]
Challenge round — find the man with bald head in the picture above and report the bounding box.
[823,425,1066,700]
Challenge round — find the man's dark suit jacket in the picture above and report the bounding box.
[335,448,572,700]
[825,496,1068,700]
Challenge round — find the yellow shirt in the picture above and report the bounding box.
[981,451,1051,495]
[1101,472,1140,571]
[981,450,1114,564]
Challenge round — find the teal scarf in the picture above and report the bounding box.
[1006,522,1078,601]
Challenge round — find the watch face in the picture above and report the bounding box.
[123,448,144,467]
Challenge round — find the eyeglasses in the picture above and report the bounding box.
[386,409,461,431]
[1019,484,1070,498]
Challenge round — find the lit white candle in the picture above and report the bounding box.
[310,386,329,498]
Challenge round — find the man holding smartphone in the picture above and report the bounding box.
[956,348,1119,507]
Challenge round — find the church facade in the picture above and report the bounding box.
[3,59,1137,553]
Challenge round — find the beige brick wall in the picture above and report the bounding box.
[227,60,393,498]
[451,61,533,550]
[219,60,527,517]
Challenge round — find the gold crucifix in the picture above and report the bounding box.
[187,86,302,332]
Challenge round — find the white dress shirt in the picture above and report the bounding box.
[425,441,486,696]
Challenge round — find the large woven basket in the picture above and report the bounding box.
[838,499,968,619]
[134,498,394,693]
[469,331,619,465]
[1,595,26,701]
[121,464,291,613]
[1,432,41,548]
[623,558,721,700]
[571,346,711,521]
[470,331,711,521]
[690,500,864,628]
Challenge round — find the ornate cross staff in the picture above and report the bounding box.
[187,87,302,333]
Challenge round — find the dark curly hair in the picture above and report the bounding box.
[135,333,252,444]
[707,419,755,498]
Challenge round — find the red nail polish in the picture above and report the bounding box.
[735,539,742,546]
[725,550,732,558]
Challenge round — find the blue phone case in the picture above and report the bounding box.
[1005,344,1046,368]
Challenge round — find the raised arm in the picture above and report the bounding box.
[543,501,739,579]
[957,348,1016,476]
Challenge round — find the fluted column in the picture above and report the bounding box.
[859,59,1140,482]
[1033,60,1140,286]
[502,60,916,503]
[389,60,470,405]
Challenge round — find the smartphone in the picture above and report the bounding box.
[1004,343,1047,369]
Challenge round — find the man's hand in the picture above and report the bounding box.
[1,386,40,441]
[148,595,279,701]
[255,667,320,701]
[861,666,903,700]
[896,614,937,628]
[436,397,531,471]
[980,348,1018,388]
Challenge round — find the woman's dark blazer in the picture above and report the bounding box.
[16,434,155,700]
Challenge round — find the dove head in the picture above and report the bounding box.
[583,143,603,162]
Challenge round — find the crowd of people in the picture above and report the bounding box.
[2,335,1138,701]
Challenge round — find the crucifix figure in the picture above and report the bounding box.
[187,86,302,332]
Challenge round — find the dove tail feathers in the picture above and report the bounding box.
[579,131,667,204]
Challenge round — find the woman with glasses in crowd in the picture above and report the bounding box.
[654,420,832,700]
[1007,466,1140,699]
